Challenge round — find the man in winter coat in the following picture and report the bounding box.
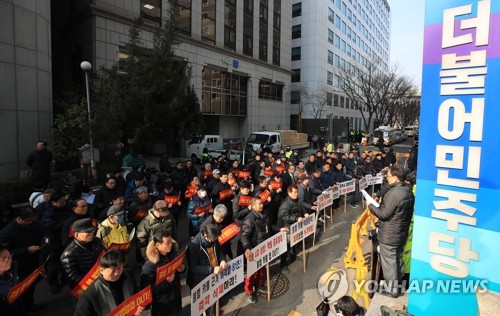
[241,197,288,303]
[96,205,130,249]
[367,165,414,298]
[74,250,144,316]
[26,140,53,188]
[137,200,177,260]
[60,218,104,289]
[186,185,213,237]
[140,229,185,316]
[186,224,227,316]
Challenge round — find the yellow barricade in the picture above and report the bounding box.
[343,208,378,308]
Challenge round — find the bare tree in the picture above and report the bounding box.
[291,83,310,132]
[385,76,419,127]
[336,60,407,132]
[306,87,331,120]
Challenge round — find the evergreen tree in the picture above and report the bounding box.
[92,16,203,158]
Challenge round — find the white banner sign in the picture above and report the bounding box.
[359,178,368,190]
[290,214,316,247]
[190,255,244,316]
[247,232,287,277]
[365,174,384,185]
[317,192,333,210]
[339,180,356,195]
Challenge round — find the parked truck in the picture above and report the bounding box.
[246,130,309,154]
[185,135,224,162]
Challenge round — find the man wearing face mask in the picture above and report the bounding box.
[186,185,212,237]
[61,218,104,289]
[187,224,227,316]
[96,205,130,249]
[137,200,177,260]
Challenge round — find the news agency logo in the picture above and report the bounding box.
[353,279,489,294]
[317,269,349,303]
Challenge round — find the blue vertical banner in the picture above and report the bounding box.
[409,0,500,315]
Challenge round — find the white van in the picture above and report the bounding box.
[404,125,419,137]
[373,126,398,146]
[185,135,223,162]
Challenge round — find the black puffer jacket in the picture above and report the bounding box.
[60,238,104,288]
[368,182,414,246]
[277,197,302,228]
[240,210,274,250]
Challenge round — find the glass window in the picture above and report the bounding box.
[272,0,281,65]
[327,93,333,105]
[259,81,283,101]
[335,54,340,67]
[329,8,334,23]
[292,69,301,82]
[334,34,340,48]
[328,29,334,44]
[243,0,254,56]
[292,2,302,17]
[141,0,161,23]
[335,14,341,29]
[202,67,248,116]
[334,94,339,107]
[259,0,268,61]
[172,0,191,34]
[327,71,333,85]
[328,50,333,64]
[292,24,302,39]
[291,90,301,104]
[202,0,216,43]
[291,47,301,61]
[224,2,236,50]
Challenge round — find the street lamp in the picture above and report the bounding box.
[80,61,97,181]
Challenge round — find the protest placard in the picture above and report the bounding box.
[290,214,316,247]
[316,193,333,211]
[107,285,152,316]
[108,228,135,251]
[194,203,212,215]
[70,250,106,297]
[359,177,368,190]
[246,232,287,277]
[218,223,241,245]
[156,249,187,285]
[190,256,244,316]
[7,263,45,303]
[339,180,356,195]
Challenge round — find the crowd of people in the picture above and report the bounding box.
[0,139,415,316]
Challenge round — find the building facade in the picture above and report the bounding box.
[74,0,292,140]
[0,0,53,181]
[290,0,391,135]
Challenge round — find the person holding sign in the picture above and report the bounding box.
[137,200,177,260]
[186,185,212,237]
[241,197,288,303]
[366,166,414,298]
[210,172,234,221]
[200,205,233,259]
[278,185,309,273]
[61,218,104,289]
[156,181,182,225]
[0,245,23,315]
[96,206,130,249]
[74,250,144,316]
[140,229,185,315]
[186,224,227,316]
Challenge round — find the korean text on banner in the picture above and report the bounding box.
[339,180,356,195]
[247,232,287,277]
[107,285,152,316]
[156,249,187,285]
[290,214,316,247]
[190,255,244,316]
[317,193,333,210]
[7,263,45,303]
[70,250,106,297]
[218,223,241,245]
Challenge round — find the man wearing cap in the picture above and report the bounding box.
[186,185,212,237]
[137,200,177,259]
[61,218,104,289]
[124,173,151,204]
[155,181,182,225]
[96,205,130,249]
[41,191,70,294]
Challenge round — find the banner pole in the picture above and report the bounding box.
[302,239,307,273]
[267,264,271,303]
[344,194,347,213]
[330,205,333,223]
[313,209,319,247]
[216,300,220,316]
[323,206,326,232]
[371,185,374,196]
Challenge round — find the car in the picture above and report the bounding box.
[395,130,407,143]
